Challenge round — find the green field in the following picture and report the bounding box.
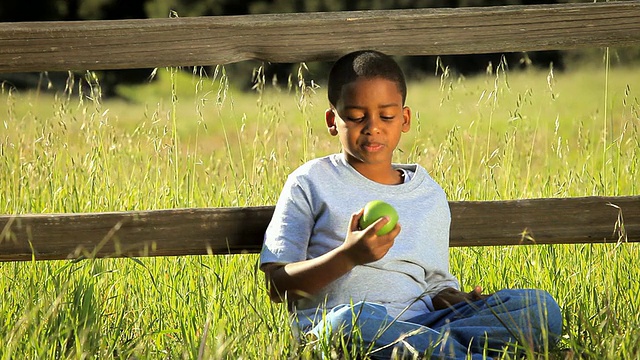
[1,58,639,359]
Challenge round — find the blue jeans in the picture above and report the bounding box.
[310,289,562,359]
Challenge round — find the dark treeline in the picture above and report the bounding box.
[0,0,621,96]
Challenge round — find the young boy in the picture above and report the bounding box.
[260,50,562,359]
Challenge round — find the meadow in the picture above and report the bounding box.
[1,54,639,359]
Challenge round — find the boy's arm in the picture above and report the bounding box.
[263,209,400,303]
[262,247,355,303]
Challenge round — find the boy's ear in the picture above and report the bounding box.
[402,106,412,133]
[325,108,339,136]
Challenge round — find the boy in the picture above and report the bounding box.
[260,50,562,359]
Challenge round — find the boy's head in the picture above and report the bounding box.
[325,50,411,182]
[327,50,407,107]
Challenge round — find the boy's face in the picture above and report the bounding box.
[326,77,411,172]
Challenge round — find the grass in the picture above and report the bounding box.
[1,56,639,359]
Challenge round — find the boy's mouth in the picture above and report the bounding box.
[363,142,384,152]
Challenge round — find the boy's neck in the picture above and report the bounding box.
[348,159,403,185]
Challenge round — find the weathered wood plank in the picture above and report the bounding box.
[448,196,640,247]
[0,206,274,261]
[1,196,638,262]
[1,2,639,73]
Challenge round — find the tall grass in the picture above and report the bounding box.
[1,56,639,358]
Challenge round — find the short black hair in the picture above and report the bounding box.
[327,50,407,107]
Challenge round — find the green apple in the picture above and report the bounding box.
[359,200,399,236]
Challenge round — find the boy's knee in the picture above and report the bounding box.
[518,289,563,344]
[538,291,562,339]
[494,289,562,343]
[312,302,389,337]
[528,291,560,323]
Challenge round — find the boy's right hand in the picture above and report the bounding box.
[431,286,490,310]
[341,209,400,266]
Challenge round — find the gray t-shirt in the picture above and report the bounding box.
[260,153,459,330]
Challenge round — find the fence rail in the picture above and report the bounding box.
[1,1,640,73]
[1,196,638,262]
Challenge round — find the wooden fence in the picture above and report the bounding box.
[2,2,640,72]
[1,2,640,262]
[1,197,639,262]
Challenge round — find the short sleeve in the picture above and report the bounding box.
[260,175,314,268]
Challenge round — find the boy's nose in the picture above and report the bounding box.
[363,117,382,134]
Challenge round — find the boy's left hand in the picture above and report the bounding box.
[431,286,490,310]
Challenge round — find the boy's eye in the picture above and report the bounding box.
[344,113,395,122]
[346,116,365,122]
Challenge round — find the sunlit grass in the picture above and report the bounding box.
[1,58,639,358]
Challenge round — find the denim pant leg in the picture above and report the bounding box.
[411,289,563,355]
[310,301,488,360]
